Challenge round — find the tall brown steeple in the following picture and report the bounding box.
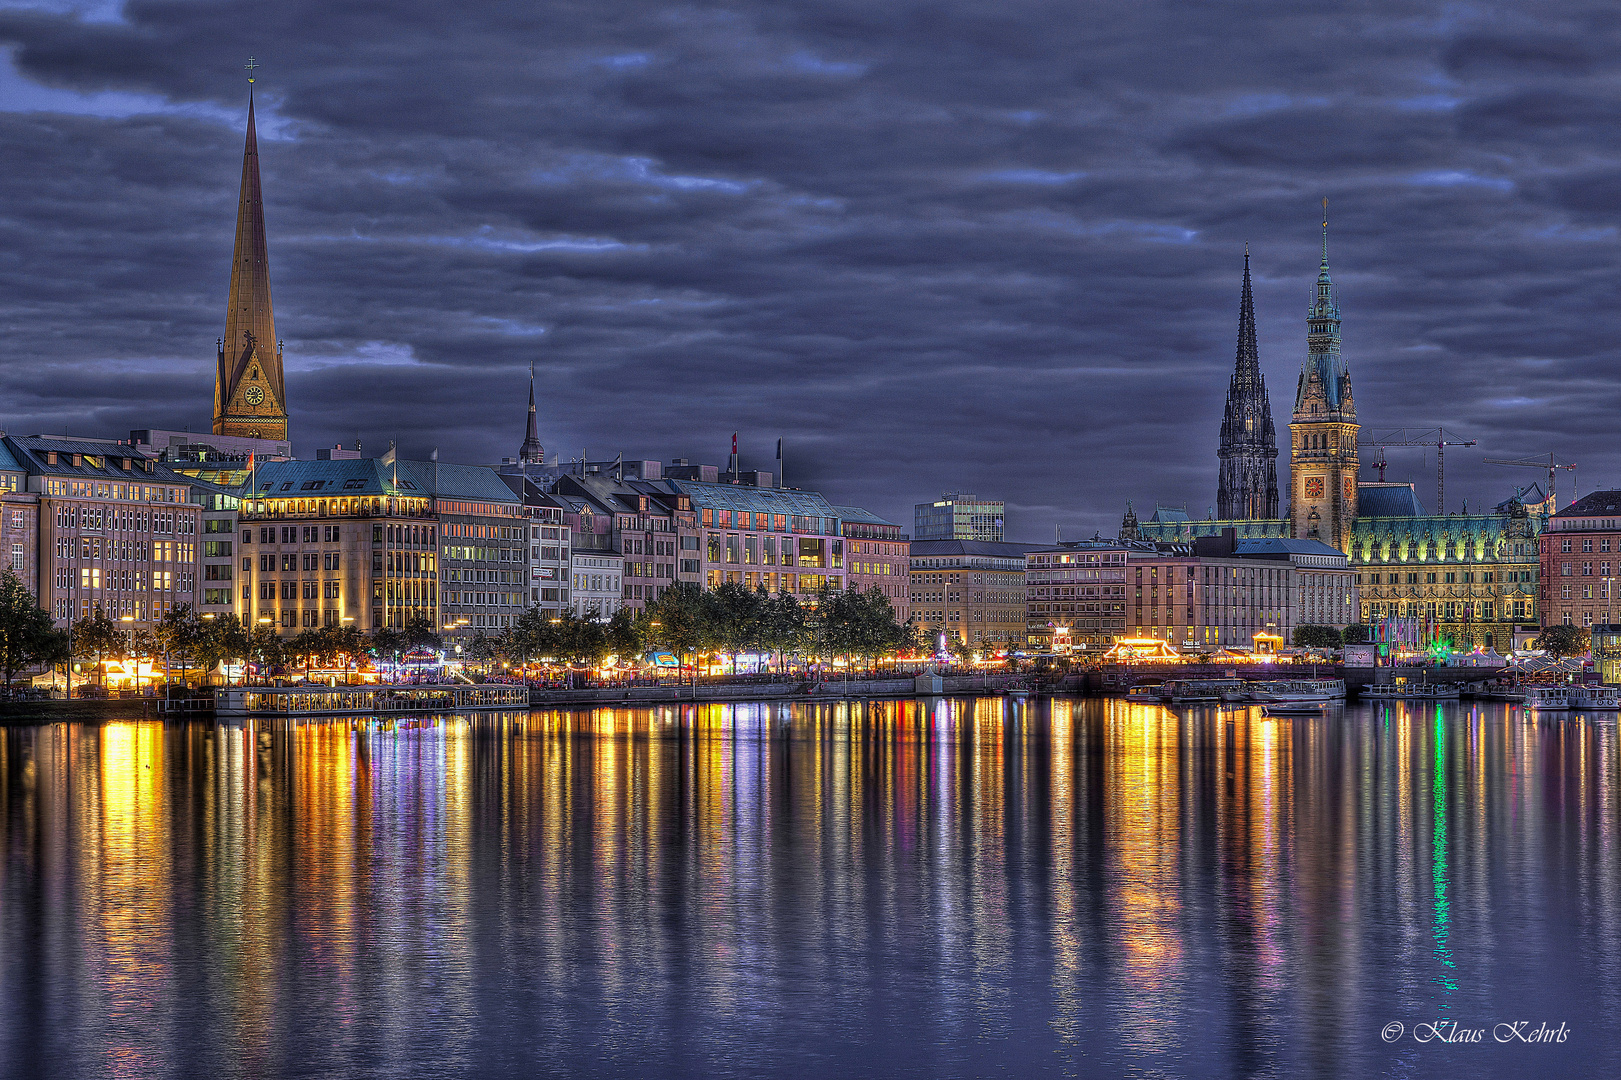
[214,66,288,441]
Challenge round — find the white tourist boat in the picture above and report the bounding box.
[1523,685,1573,712]
[1362,682,1461,701]
[1570,685,1621,711]
[1249,680,1339,705]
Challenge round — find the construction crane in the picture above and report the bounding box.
[1365,428,1477,514]
[1484,454,1576,512]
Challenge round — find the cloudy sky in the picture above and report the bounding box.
[0,1,1615,537]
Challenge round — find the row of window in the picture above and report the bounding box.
[55,567,184,591]
[256,580,343,600]
[705,533,842,568]
[45,480,184,502]
[56,506,193,533]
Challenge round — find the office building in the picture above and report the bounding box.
[1025,541,1129,650]
[910,539,1035,647]
[914,493,1005,542]
[836,505,910,621]
[239,457,522,640]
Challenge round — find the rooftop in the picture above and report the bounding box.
[1356,482,1428,518]
[1557,491,1621,517]
[664,479,840,518]
[249,458,519,503]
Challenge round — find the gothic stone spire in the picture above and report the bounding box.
[1216,247,1279,520]
[214,79,288,441]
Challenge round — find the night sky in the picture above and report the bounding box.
[0,1,1615,538]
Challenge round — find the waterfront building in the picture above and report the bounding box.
[239,457,521,639]
[835,505,910,620]
[1024,540,1129,650]
[499,478,572,613]
[1352,483,1542,650]
[910,539,1036,647]
[914,493,1005,542]
[1217,249,1280,521]
[664,479,848,599]
[214,89,289,443]
[568,548,624,619]
[0,442,36,594]
[546,470,689,612]
[1124,531,1354,649]
[196,478,243,618]
[1539,491,1621,632]
[3,435,202,627]
[1288,217,1359,551]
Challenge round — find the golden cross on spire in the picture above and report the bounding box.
[1322,197,1328,229]
[245,56,258,84]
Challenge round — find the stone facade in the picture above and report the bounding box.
[1352,486,1541,650]
[1288,225,1359,552]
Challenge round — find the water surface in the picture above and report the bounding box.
[1,697,1616,1078]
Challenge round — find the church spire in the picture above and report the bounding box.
[1216,245,1278,520]
[519,362,544,464]
[214,59,288,442]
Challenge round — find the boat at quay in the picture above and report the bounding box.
[215,682,530,719]
[1362,682,1462,702]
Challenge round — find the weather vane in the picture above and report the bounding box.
[1322,196,1328,229]
[245,56,258,84]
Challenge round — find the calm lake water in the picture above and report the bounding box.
[1,696,1617,1079]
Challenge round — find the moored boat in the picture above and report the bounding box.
[1523,685,1573,712]
[1570,685,1621,711]
[1361,682,1461,701]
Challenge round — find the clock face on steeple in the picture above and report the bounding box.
[244,385,265,406]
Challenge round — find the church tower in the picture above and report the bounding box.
[1216,247,1279,520]
[518,362,544,464]
[1288,203,1358,551]
[214,72,288,442]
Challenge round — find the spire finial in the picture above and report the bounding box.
[1321,197,1329,267]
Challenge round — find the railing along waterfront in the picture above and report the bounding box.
[216,682,529,717]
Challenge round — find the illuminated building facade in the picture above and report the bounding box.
[910,539,1036,647]
[836,505,910,621]
[1352,484,1542,649]
[1024,541,1129,649]
[914,493,1005,542]
[1539,490,1621,632]
[240,458,522,639]
[3,435,203,627]
[666,479,848,598]
[1287,220,1359,551]
[214,90,289,443]
[1123,532,1353,648]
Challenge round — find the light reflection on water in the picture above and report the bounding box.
[1,697,1617,1078]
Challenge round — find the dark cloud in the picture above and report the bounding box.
[0,0,1618,536]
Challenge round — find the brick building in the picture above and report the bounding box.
[1541,491,1621,631]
